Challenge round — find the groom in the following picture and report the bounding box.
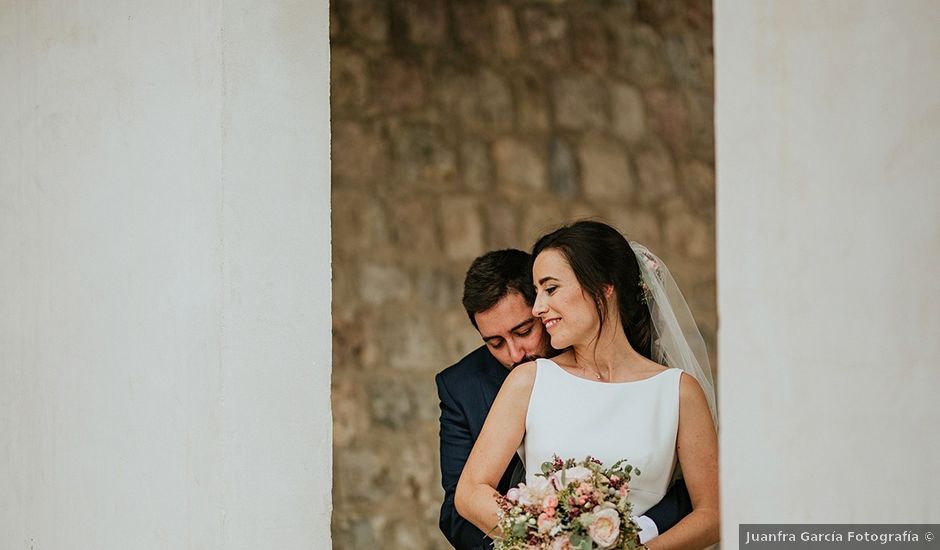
[436,249,692,550]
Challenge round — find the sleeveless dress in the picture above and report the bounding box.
[524,358,682,516]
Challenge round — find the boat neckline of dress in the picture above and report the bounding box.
[538,357,675,386]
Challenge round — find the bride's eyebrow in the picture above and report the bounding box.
[536,276,559,286]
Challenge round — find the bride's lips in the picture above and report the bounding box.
[543,318,561,331]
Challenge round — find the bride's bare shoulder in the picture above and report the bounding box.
[678,371,708,406]
[505,360,537,388]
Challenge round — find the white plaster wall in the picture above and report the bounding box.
[0,1,331,548]
[716,0,940,544]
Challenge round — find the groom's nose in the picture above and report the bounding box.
[507,339,526,363]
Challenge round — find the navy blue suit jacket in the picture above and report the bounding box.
[436,346,692,550]
[436,346,522,550]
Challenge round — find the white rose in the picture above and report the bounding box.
[516,477,552,506]
[549,535,572,550]
[527,476,554,500]
[587,507,621,549]
[516,485,535,506]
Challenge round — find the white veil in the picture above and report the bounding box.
[630,242,718,429]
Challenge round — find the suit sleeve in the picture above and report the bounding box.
[642,477,692,534]
[436,372,491,550]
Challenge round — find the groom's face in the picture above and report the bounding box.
[474,291,552,369]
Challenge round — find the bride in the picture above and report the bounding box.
[455,221,720,549]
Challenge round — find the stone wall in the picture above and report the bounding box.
[331,1,715,547]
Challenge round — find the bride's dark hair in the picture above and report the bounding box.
[531,220,653,360]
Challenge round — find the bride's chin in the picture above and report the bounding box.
[549,334,568,349]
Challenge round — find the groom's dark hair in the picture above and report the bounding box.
[462,249,536,330]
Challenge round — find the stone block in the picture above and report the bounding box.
[553,74,608,131]
[373,58,425,112]
[415,268,460,310]
[453,3,494,58]
[492,137,547,194]
[634,142,677,203]
[359,262,412,305]
[331,48,369,113]
[520,7,570,68]
[367,377,414,429]
[385,311,447,370]
[395,0,447,46]
[604,205,662,251]
[440,196,485,261]
[332,120,389,185]
[549,137,579,199]
[387,195,441,253]
[568,202,601,221]
[440,309,485,365]
[664,30,707,90]
[332,377,370,446]
[520,201,566,246]
[344,0,389,43]
[329,0,341,39]
[664,205,712,260]
[334,445,386,504]
[475,68,514,134]
[572,15,609,73]
[645,88,689,150]
[678,159,715,207]
[638,0,711,31]
[610,23,668,87]
[611,83,646,142]
[485,201,520,250]
[391,443,440,506]
[436,68,513,135]
[459,139,492,192]
[513,70,550,132]
[333,310,383,370]
[684,89,714,154]
[493,5,521,59]
[578,137,633,201]
[662,196,715,260]
[391,123,456,187]
[331,189,388,257]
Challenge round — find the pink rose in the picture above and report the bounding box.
[587,507,621,549]
[542,495,559,509]
[506,487,520,502]
[550,535,573,550]
[537,512,555,534]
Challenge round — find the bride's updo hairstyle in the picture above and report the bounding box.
[531,220,653,360]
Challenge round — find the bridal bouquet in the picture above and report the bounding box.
[493,456,643,550]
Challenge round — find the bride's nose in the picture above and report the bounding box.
[532,291,547,317]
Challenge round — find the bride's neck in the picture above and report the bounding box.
[572,320,645,375]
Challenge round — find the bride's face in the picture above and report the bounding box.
[531,249,600,350]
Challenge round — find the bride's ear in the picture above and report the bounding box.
[603,284,614,299]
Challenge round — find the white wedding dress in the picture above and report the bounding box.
[523,358,681,516]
